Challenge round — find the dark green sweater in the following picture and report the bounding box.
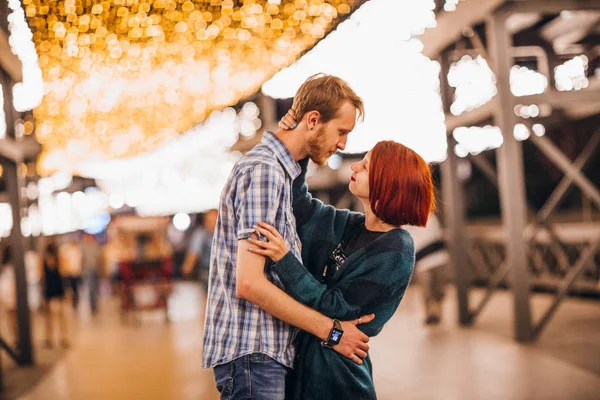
[270,158,415,400]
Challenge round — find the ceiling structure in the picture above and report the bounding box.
[20,0,363,173]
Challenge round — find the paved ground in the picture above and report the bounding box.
[1,282,598,400]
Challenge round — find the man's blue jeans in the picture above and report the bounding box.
[213,353,291,400]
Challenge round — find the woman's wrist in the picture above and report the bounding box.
[275,250,290,262]
[271,250,292,264]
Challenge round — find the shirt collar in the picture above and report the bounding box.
[261,131,301,179]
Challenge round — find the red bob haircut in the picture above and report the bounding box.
[369,141,436,227]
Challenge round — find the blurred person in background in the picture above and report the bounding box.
[182,209,218,302]
[59,237,83,310]
[103,223,122,295]
[81,232,102,315]
[24,248,43,312]
[42,242,68,348]
[405,214,449,325]
[203,74,372,400]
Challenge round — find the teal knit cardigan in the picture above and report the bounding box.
[269,158,415,400]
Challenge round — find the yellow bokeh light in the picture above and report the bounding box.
[25,0,360,174]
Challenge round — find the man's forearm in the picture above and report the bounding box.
[241,275,332,341]
[237,237,333,340]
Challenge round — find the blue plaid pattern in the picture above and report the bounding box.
[202,131,302,369]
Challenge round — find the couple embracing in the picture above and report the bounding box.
[202,74,435,400]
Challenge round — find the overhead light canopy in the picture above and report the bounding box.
[22,0,363,172]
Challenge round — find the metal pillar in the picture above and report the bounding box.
[257,92,278,133]
[1,73,34,364]
[529,134,600,208]
[439,51,472,325]
[486,13,533,342]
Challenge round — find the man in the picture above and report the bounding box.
[203,74,371,400]
[182,209,218,301]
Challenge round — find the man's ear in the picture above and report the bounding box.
[305,110,321,129]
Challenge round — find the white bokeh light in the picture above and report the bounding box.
[172,213,191,232]
[449,56,497,115]
[82,107,246,216]
[453,126,504,155]
[7,0,44,112]
[262,0,447,163]
[327,153,343,170]
[513,123,530,141]
[555,55,589,91]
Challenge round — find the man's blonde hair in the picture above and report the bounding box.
[292,74,364,123]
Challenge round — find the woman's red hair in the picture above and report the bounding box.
[369,141,435,227]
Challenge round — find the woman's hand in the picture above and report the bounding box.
[247,221,289,262]
[278,109,297,130]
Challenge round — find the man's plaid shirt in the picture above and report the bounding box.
[202,131,302,369]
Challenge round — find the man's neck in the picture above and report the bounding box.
[273,129,308,161]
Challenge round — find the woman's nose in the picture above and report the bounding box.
[351,163,358,172]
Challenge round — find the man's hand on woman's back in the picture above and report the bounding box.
[335,314,375,365]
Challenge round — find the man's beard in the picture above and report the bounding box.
[306,126,330,166]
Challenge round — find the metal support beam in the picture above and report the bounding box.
[440,52,472,326]
[0,69,33,365]
[469,154,499,187]
[0,137,25,162]
[445,73,600,136]
[518,87,600,108]
[534,130,600,225]
[0,30,22,83]
[487,13,533,342]
[0,136,41,163]
[500,0,600,17]
[257,92,278,134]
[467,154,568,318]
[532,235,600,338]
[445,100,496,134]
[441,137,472,326]
[0,337,19,364]
[0,0,22,83]
[471,262,512,318]
[529,134,600,208]
[421,0,506,58]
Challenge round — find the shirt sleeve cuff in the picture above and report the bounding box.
[237,228,256,240]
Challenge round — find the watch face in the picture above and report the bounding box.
[329,328,343,344]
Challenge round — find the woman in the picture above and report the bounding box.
[42,243,69,348]
[247,116,436,399]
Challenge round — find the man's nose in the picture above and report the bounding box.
[337,137,347,151]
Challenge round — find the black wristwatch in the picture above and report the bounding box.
[321,319,344,348]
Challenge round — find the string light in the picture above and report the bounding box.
[21,0,360,173]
